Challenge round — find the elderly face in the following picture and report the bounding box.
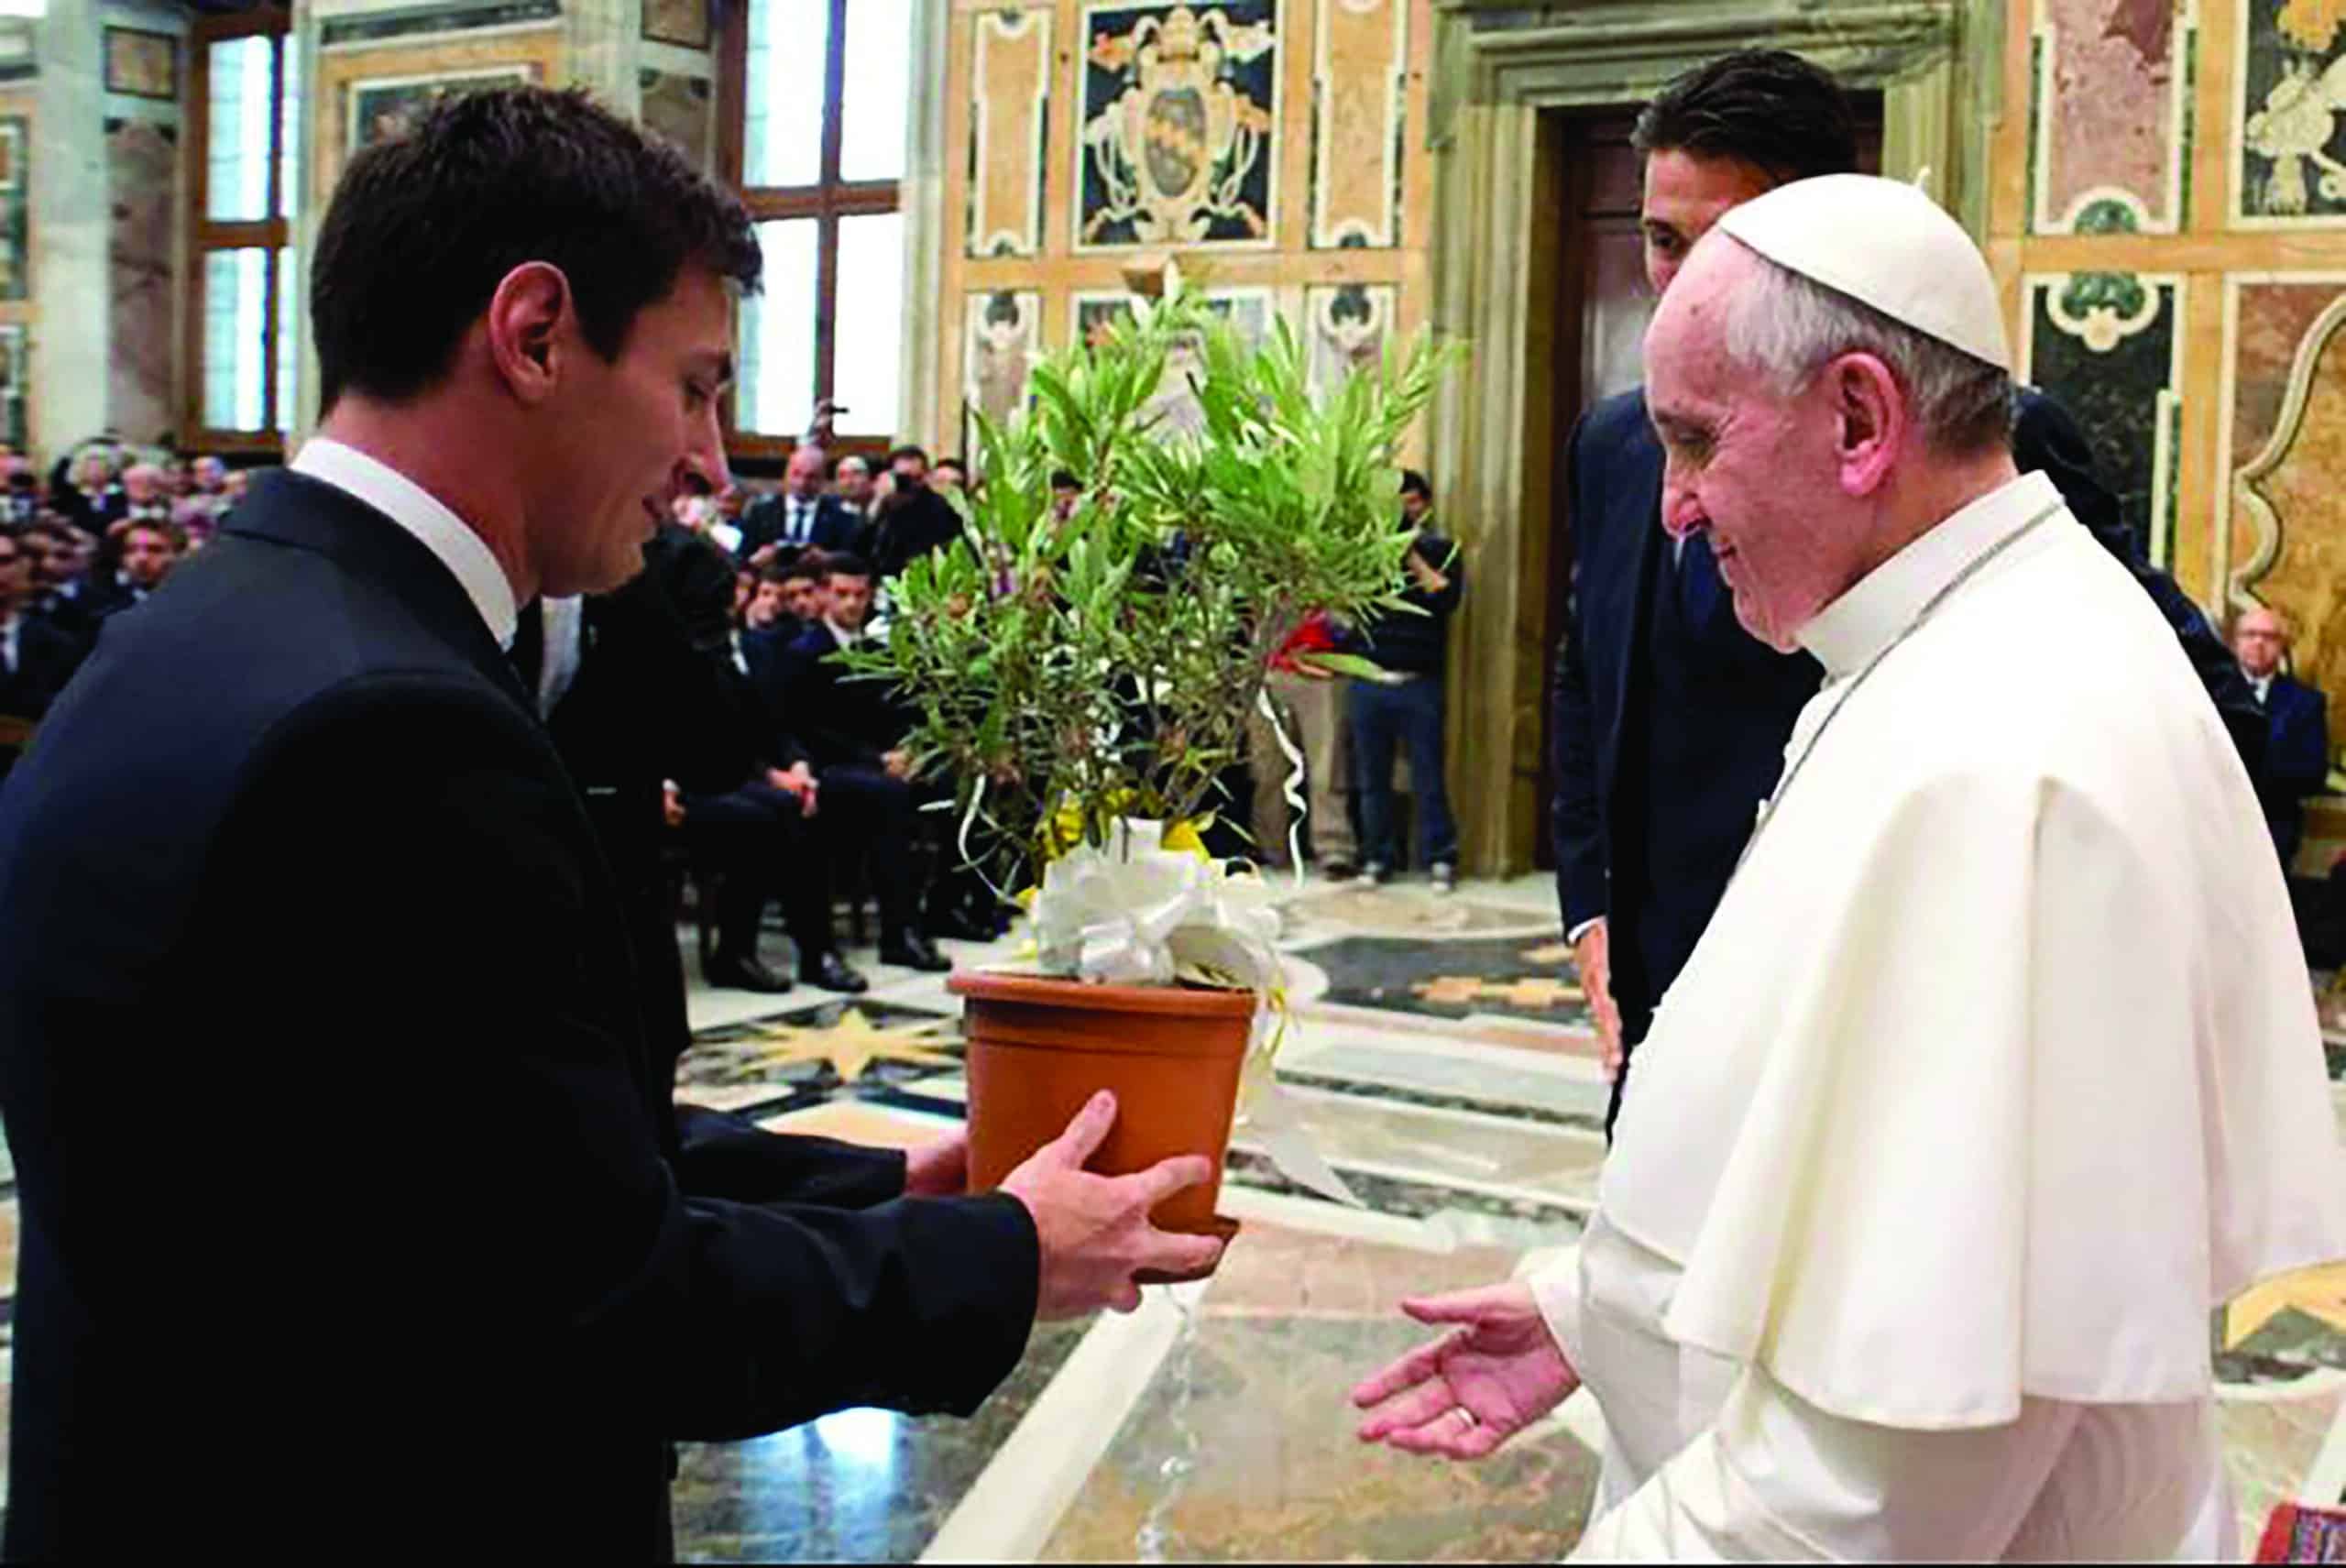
[73,454,114,492]
[193,456,227,493]
[123,465,164,504]
[2236,608,2289,679]
[1645,238,1879,653]
[1640,150,1777,299]
[785,446,828,499]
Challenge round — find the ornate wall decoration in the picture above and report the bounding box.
[103,27,179,102]
[0,117,27,306]
[2235,0,2346,223]
[106,118,176,446]
[1076,2,1278,250]
[1310,0,1405,248]
[2031,0,2192,234]
[2024,271,2184,564]
[640,69,714,172]
[963,290,1042,430]
[641,0,710,51]
[347,65,534,155]
[967,9,1051,259]
[0,324,27,454]
[1068,287,1276,433]
[1303,281,1391,398]
[2230,279,2346,738]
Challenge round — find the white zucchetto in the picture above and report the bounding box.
[1716,172,2013,374]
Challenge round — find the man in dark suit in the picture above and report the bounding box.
[860,444,966,582]
[1551,50,2265,1135]
[89,516,181,620]
[2236,605,2331,866]
[0,85,1221,1560]
[0,528,87,783]
[21,518,98,646]
[739,443,861,565]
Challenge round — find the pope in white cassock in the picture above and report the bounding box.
[1350,173,2346,1559]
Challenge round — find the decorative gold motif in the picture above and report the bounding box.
[699,1008,962,1083]
[1080,5,1275,246]
[1409,975,1585,1010]
[2225,1261,2346,1346]
[2246,51,2346,214]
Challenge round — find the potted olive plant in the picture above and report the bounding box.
[840,280,1448,1262]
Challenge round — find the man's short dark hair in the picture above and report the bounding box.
[1399,469,1432,499]
[312,85,762,411]
[779,557,823,586]
[823,553,873,582]
[936,455,968,474]
[123,519,184,553]
[1631,50,1859,185]
[886,445,928,467]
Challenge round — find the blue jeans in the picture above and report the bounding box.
[1349,674,1457,870]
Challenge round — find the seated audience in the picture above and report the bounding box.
[781,554,954,969]
[858,445,965,583]
[96,519,182,618]
[741,444,861,565]
[120,464,174,528]
[52,450,125,539]
[834,454,877,521]
[22,520,94,644]
[0,458,38,526]
[1346,470,1464,892]
[2237,606,2331,870]
[0,529,90,784]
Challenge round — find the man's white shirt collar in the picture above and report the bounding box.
[290,437,520,650]
[1797,469,2062,680]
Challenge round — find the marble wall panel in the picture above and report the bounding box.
[1303,280,1391,399]
[0,116,27,307]
[0,323,26,453]
[2228,277,2344,466]
[1069,285,1275,435]
[2237,0,2346,223]
[2032,0,2190,234]
[105,117,174,446]
[639,66,711,171]
[1310,0,1405,248]
[346,64,533,153]
[1075,1,1278,250]
[963,288,1040,431]
[2230,278,2346,740]
[2024,272,2183,563]
[641,0,708,50]
[966,8,1049,259]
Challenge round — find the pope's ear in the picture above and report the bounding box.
[1828,352,1903,499]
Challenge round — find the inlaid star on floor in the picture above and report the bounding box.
[726,1007,963,1083]
[1519,941,1576,966]
[2226,1263,2346,1350]
[1410,974,1586,1010]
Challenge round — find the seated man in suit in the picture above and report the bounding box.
[2237,605,2331,868]
[93,517,182,619]
[1551,49,2263,1137]
[23,519,97,644]
[0,84,1218,1559]
[740,444,861,567]
[0,528,89,784]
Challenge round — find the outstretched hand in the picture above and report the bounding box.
[1350,1283,1578,1460]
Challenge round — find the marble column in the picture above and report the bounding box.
[565,0,641,117]
[32,0,107,460]
[899,0,946,449]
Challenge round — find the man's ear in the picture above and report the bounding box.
[1830,352,1905,499]
[483,261,573,407]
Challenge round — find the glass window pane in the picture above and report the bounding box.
[839,0,910,182]
[206,37,274,222]
[832,212,902,436]
[277,40,301,221]
[736,218,818,437]
[202,247,269,432]
[743,0,828,189]
[274,247,300,433]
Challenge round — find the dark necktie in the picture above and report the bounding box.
[510,596,544,692]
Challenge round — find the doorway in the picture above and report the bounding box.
[1530,101,1884,870]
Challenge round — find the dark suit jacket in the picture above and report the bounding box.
[784,620,909,772]
[0,470,1039,1558]
[2259,673,2331,863]
[859,485,965,581]
[739,491,861,561]
[0,612,88,783]
[1551,387,2255,1069]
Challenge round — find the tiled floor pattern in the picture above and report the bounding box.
[1,871,2341,1559]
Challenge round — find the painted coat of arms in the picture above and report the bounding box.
[1079,3,1277,247]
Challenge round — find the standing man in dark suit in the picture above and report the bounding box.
[1552,50,2264,1135]
[740,443,861,566]
[0,85,1222,1560]
[861,444,966,582]
[2236,605,2331,867]
[0,529,86,783]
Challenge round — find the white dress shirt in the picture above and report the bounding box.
[289,438,520,650]
[0,609,17,677]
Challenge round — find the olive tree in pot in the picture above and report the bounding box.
[839,281,1448,1270]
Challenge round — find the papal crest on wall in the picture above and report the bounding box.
[1076,2,1278,250]
[2239,0,2346,223]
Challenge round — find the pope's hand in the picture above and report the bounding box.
[903,1130,968,1197]
[1350,1283,1579,1460]
[1573,919,1625,1083]
[1001,1091,1224,1320]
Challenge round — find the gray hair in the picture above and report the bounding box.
[1719,248,2015,455]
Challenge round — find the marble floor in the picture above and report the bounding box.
[2,872,2343,1558]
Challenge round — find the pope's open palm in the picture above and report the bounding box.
[1350,1283,1579,1460]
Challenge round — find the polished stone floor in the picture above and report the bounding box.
[2,872,2343,1559]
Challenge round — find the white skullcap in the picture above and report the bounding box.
[1715,173,2011,374]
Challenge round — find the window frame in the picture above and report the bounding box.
[182,4,294,457]
[715,0,902,466]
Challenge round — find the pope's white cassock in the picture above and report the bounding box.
[1530,183,2346,1561]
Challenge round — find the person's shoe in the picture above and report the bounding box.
[1320,860,1359,883]
[1430,861,1457,895]
[802,951,871,994]
[880,931,953,973]
[705,951,795,993]
[1363,861,1391,886]
[924,905,999,942]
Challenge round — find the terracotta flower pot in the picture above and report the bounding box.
[949,969,1255,1239]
